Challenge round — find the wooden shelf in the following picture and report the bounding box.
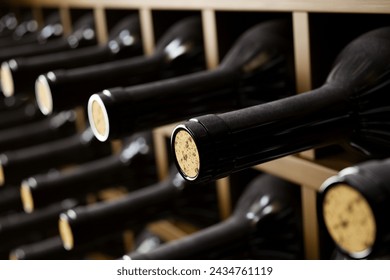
[7,0,390,14]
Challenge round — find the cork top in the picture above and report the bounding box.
[1,61,14,97]
[173,129,200,180]
[0,163,4,186]
[59,213,74,250]
[20,181,34,213]
[88,94,109,142]
[322,183,376,257]
[35,75,53,115]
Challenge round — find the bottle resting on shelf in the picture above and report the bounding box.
[20,132,157,212]
[1,14,143,97]
[0,127,112,187]
[34,16,205,116]
[87,19,295,142]
[0,110,77,153]
[123,173,302,260]
[58,166,220,251]
[319,158,390,259]
[1,12,97,97]
[171,26,390,184]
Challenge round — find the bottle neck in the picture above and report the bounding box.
[42,53,166,114]
[128,217,251,260]
[175,84,351,182]
[100,68,240,139]
[62,175,184,249]
[28,137,154,211]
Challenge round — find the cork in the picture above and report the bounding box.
[20,181,34,213]
[174,130,200,179]
[1,61,14,97]
[88,94,109,142]
[59,213,74,250]
[35,75,53,115]
[0,163,4,186]
[323,184,376,255]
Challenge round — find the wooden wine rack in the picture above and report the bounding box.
[3,0,390,259]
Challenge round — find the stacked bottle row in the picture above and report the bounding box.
[0,6,389,260]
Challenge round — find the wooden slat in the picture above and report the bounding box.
[93,6,108,44]
[201,9,219,69]
[301,187,320,259]
[216,177,232,220]
[139,8,155,55]
[10,0,390,14]
[255,155,338,191]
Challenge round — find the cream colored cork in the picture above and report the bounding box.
[59,213,74,250]
[0,163,4,186]
[88,94,109,142]
[35,75,53,115]
[323,184,376,255]
[174,130,200,179]
[20,181,34,213]
[1,61,15,97]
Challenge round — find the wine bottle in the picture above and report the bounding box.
[20,132,157,212]
[87,19,294,142]
[0,187,23,215]
[2,14,143,97]
[58,166,220,250]
[0,12,39,46]
[1,11,63,49]
[0,13,18,39]
[9,232,130,260]
[0,127,112,186]
[121,173,302,260]
[0,199,80,257]
[171,26,390,184]
[0,12,97,97]
[34,16,205,115]
[318,158,390,259]
[0,102,44,130]
[0,110,77,152]
[0,95,27,112]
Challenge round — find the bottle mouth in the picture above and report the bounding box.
[322,183,376,259]
[1,61,15,97]
[59,212,75,251]
[35,75,53,115]
[172,126,200,180]
[0,163,4,186]
[20,181,34,213]
[88,94,110,142]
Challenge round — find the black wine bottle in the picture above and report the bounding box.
[0,102,44,130]
[122,173,302,260]
[0,110,77,152]
[34,16,205,116]
[0,12,97,96]
[318,158,390,259]
[87,19,294,142]
[0,127,112,186]
[0,199,80,257]
[58,166,220,250]
[0,13,39,47]
[20,132,157,212]
[0,13,18,39]
[9,232,129,260]
[2,14,143,97]
[0,187,23,215]
[171,26,390,184]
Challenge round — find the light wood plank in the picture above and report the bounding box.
[301,187,320,259]
[10,0,390,14]
[139,8,155,55]
[202,9,219,69]
[93,6,108,44]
